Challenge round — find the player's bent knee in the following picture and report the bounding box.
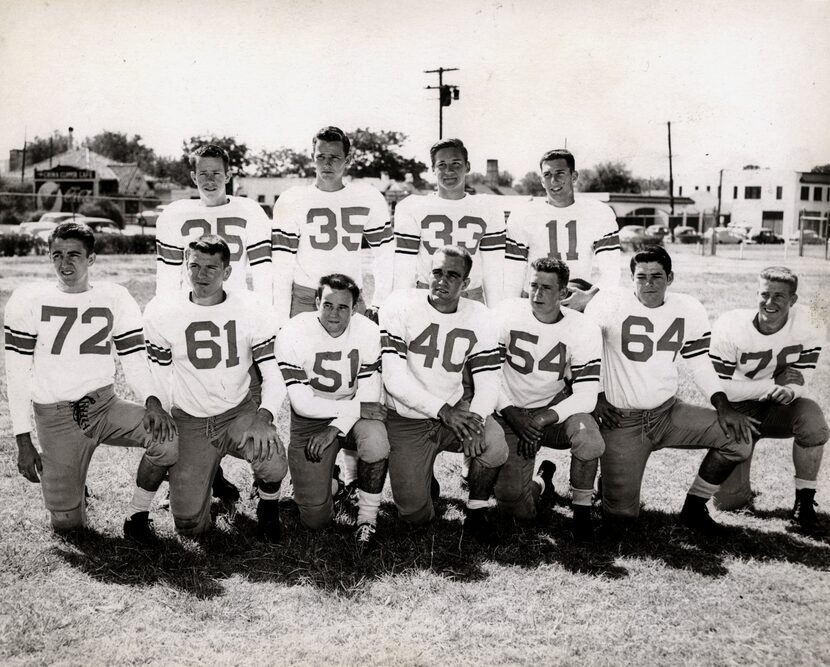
[174,511,212,537]
[720,437,752,462]
[791,399,829,447]
[49,505,86,531]
[353,420,390,463]
[567,414,605,461]
[298,501,333,530]
[476,416,508,468]
[144,436,179,468]
[397,502,434,526]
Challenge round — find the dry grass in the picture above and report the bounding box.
[1,245,829,666]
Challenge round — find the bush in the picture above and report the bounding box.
[0,233,38,256]
[93,234,155,254]
[79,199,124,227]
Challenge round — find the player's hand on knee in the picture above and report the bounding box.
[240,409,279,463]
[360,402,388,421]
[15,433,42,483]
[518,436,541,460]
[463,430,486,458]
[143,395,178,444]
[502,406,542,450]
[438,403,482,442]
[774,367,804,387]
[593,393,622,429]
[714,399,760,444]
[767,385,795,405]
[305,425,339,463]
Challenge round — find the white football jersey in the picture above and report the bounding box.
[495,298,602,421]
[393,193,505,305]
[4,282,153,435]
[271,183,393,318]
[710,305,823,403]
[584,287,721,410]
[379,288,501,421]
[276,311,382,435]
[143,290,284,418]
[155,195,272,300]
[504,197,620,297]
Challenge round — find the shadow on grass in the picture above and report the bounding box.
[51,494,830,600]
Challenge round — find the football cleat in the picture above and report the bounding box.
[679,495,725,537]
[212,466,240,504]
[571,505,595,544]
[792,489,819,529]
[464,507,499,546]
[123,511,157,545]
[355,522,376,556]
[537,460,557,503]
[430,474,441,501]
[256,498,282,544]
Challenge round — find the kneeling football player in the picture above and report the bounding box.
[4,222,178,541]
[144,235,287,541]
[710,266,827,529]
[493,258,604,542]
[276,273,389,553]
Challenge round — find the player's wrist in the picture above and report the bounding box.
[710,391,730,412]
[255,407,274,424]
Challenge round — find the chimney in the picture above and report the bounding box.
[486,159,499,188]
[68,126,74,150]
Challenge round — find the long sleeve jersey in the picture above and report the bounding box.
[4,282,153,435]
[155,195,273,301]
[495,298,602,422]
[584,287,721,410]
[392,193,505,305]
[710,305,823,403]
[276,311,382,435]
[379,288,502,421]
[270,183,393,318]
[143,289,285,419]
[504,196,620,297]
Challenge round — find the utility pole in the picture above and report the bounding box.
[425,67,459,140]
[711,168,723,256]
[667,121,674,215]
[20,130,27,184]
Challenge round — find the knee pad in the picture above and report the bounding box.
[792,399,829,448]
[173,511,213,537]
[720,437,752,463]
[144,435,179,468]
[567,415,605,461]
[353,420,390,463]
[477,417,508,468]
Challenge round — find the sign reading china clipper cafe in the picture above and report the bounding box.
[34,166,96,212]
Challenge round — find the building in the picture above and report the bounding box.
[674,168,830,238]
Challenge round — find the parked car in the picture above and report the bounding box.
[618,225,664,252]
[788,230,826,245]
[138,204,167,228]
[38,212,78,225]
[702,227,744,244]
[748,229,785,244]
[645,224,670,238]
[673,225,702,244]
[124,223,156,237]
[74,216,122,235]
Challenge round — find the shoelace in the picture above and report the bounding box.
[71,395,97,432]
[356,523,376,541]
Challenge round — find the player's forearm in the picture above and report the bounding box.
[382,363,445,418]
[392,255,417,291]
[689,354,728,403]
[594,250,622,290]
[6,354,34,435]
[259,363,287,417]
[551,384,598,423]
[251,264,274,304]
[353,373,384,404]
[469,371,501,421]
[370,242,395,308]
[720,377,776,402]
[287,386,361,420]
[121,354,156,405]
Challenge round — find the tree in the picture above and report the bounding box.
[84,131,157,173]
[514,172,546,196]
[152,155,192,186]
[252,148,315,177]
[578,161,641,193]
[182,135,251,177]
[810,164,830,174]
[347,128,426,183]
[10,131,71,170]
[742,164,761,170]
[636,176,670,194]
[468,171,514,187]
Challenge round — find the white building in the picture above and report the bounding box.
[674,168,830,238]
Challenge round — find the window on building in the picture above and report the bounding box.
[814,187,823,202]
[776,186,782,200]
[694,185,699,191]
[801,186,809,200]
[706,185,711,192]
[744,186,761,199]
[257,195,265,203]
[678,186,683,196]
[733,186,738,198]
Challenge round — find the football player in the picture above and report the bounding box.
[4,222,178,541]
[504,149,621,311]
[380,245,508,544]
[709,266,827,528]
[392,138,505,307]
[276,273,389,553]
[493,257,604,541]
[584,245,758,535]
[144,235,287,541]
[155,143,274,505]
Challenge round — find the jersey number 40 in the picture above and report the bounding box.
[409,324,477,372]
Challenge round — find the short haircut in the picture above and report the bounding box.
[189,144,230,172]
[434,244,473,278]
[531,256,570,288]
[49,221,95,255]
[187,234,231,267]
[760,266,798,294]
[316,273,361,306]
[312,126,351,156]
[539,149,576,172]
[631,245,672,275]
[430,138,468,165]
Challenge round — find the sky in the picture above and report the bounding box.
[1,0,829,182]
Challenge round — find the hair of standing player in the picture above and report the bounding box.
[759,266,798,294]
[189,144,230,172]
[539,148,576,172]
[429,138,468,166]
[312,126,351,157]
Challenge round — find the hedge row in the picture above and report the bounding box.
[0,234,156,256]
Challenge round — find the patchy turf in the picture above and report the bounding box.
[1,246,829,665]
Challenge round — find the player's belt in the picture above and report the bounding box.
[611,396,676,417]
[32,384,115,412]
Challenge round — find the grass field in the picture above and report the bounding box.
[1,244,829,665]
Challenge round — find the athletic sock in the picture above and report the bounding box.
[571,486,594,507]
[340,450,358,486]
[331,478,339,496]
[127,487,156,517]
[356,489,382,526]
[688,475,720,500]
[795,477,817,491]
[533,475,545,495]
[466,498,489,511]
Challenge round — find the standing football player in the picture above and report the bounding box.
[504,149,620,311]
[493,257,604,541]
[392,138,505,307]
[584,246,758,535]
[709,266,827,529]
[155,143,274,505]
[4,222,178,541]
[144,235,287,541]
[380,245,508,544]
[276,274,389,553]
